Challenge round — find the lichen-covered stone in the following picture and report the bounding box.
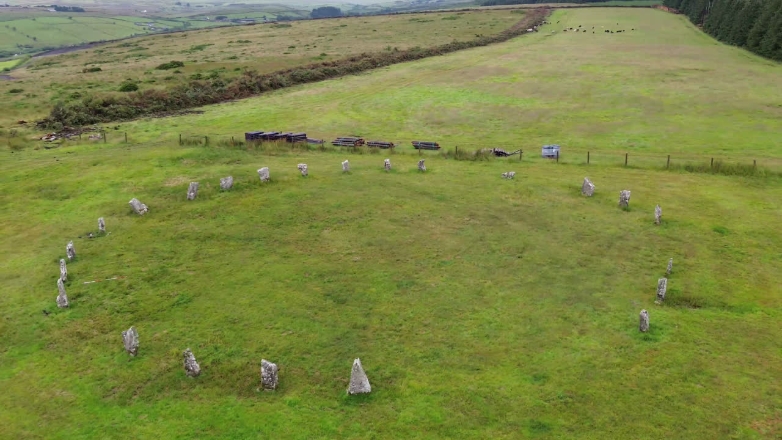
[654,204,662,225]
[261,359,278,390]
[258,168,270,182]
[187,182,199,201]
[384,159,391,171]
[98,217,106,233]
[59,259,67,282]
[122,326,139,356]
[129,198,149,215]
[666,258,673,276]
[342,160,350,173]
[347,358,371,395]
[502,171,516,179]
[56,278,69,308]
[297,163,308,177]
[220,176,234,190]
[656,278,667,303]
[418,159,426,172]
[639,309,650,332]
[66,241,76,261]
[582,178,595,197]
[183,348,201,377]
[619,190,631,209]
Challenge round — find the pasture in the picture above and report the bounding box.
[0,7,781,439]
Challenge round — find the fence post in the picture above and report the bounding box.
[556,151,559,163]
[103,131,106,144]
[125,132,128,143]
[711,157,714,169]
[624,153,628,167]
[753,160,756,168]
[179,134,182,145]
[519,150,522,161]
[667,155,670,169]
[455,145,458,156]
[231,136,234,146]
[205,136,208,146]
[587,151,590,164]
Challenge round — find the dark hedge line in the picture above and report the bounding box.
[38,9,549,129]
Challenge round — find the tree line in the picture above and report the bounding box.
[663,0,782,61]
[482,0,637,5]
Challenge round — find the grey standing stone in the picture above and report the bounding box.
[347,358,371,395]
[220,176,234,190]
[502,171,516,179]
[654,204,662,225]
[418,159,426,172]
[619,190,631,209]
[342,160,350,173]
[66,241,76,261]
[187,182,199,201]
[297,163,308,177]
[582,177,595,197]
[183,348,201,377]
[122,326,139,356]
[98,217,106,233]
[258,167,270,182]
[666,258,673,276]
[656,277,668,303]
[59,259,67,282]
[56,278,69,308]
[129,198,149,215]
[261,359,279,390]
[639,309,650,332]
[384,159,391,172]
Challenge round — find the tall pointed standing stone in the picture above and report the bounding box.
[122,326,139,356]
[98,217,106,234]
[183,348,201,377]
[342,160,350,173]
[220,176,234,190]
[384,159,391,172]
[639,310,650,332]
[619,190,631,209]
[656,278,668,303]
[654,205,662,225]
[297,164,308,177]
[347,358,371,395]
[56,278,69,308]
[258,168,270,182]
[418,159,426,172]
[129,198,149,215]
[66,241,76,261]
[582,178,595,197]
[666,258,673,276]
[261,359,279,390]
[59,259,68,282]
[187,182,199,201]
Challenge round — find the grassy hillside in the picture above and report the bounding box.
[0,8,780,439]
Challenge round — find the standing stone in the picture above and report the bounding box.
[129,198,149,215]
[347,358,371,395]
[619,190,631,209]
[666,258,673,276]
[654,204,662,225]
[582,177,595,197]
[342,160,350,173]
[261,359,279,390]
[418,159,426,172]
[656,277,668,303]
[258,167,270,182]
[187,182,199,201]
[220,176,234,190]
[639,309,650,332]
[59,259,68,282]
[66,241,76,261]
[56,278,69,308]
[502,171,516,179]
[183,348,201,377]
[297,163,308,177]
[98,217,106,233]
[122,326,139,356]
[384,159,391,172]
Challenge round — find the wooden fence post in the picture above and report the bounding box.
[556,150,559,163]
[205,136,208,146]
[179,134,182,145]
[124,132,128,143]
[519,150,522,161]
[587,151,590,164]
[103,131,106,144]
[754,159,756,168]
[624,153,628,167]
[667,155,670,169]
[455,145,458,156]
[711,157,714,169]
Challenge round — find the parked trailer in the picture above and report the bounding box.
[412,141,440,150]
[366,141,395,149]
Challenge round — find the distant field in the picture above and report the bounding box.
[0,58,25,71]
[0,9,524,127]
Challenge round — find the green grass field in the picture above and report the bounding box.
[0,7,781,439]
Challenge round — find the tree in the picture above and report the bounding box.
[310,6,342,19]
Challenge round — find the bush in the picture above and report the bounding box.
[8,88,23,94]
[82,67,102,73]
[156,61,185,70]
[118,82,138,92]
